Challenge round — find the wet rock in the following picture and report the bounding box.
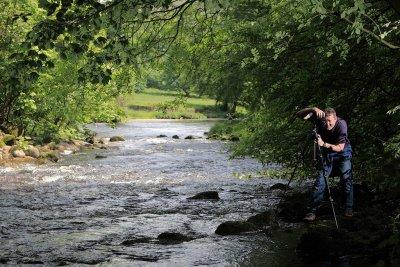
[0,258,9,264]
[247,209,278,228]
[157,135,167,138]
[110,136,125,142]
[12,149,25,158]
[24,146,40,158]
[157,232,194,245]
[172,135,180,139]
[184,135,195,139]
[95,154,107,159]
[188,191,220,200]
[270,183,291,191]
[121,237,152,246]
[215,221,257,236]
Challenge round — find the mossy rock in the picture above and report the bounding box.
[110,136,125,142]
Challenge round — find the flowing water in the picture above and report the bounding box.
[0,120,302,266]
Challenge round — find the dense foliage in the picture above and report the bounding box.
[0,0,399,188]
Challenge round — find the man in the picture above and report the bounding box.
[297,107,354,221]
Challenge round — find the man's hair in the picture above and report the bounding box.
[324,108,337,117]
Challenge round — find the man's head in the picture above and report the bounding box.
[324,108,337,130]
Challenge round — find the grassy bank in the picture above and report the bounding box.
[120,88,226,119]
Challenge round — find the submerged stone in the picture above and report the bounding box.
[188,191,220,200]
[157,232,194,245]
[215,221,257,236]
[110,136,125,142]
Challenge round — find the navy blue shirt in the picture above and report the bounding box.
[316,117,350,147]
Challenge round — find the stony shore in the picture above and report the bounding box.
[0,133,125,166]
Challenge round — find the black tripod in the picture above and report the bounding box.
[313,126,339,229]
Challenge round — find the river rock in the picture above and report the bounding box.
[121,237,152,246]
[95,154,107,159]
[157,232,194,245]
[110,136,125,142]
[99,138,109,145]
[247,209,278,228]
[215,221,257,236]
[185,135,195,140]
[157,134,167,138]
[172,135,179,139]
[12,149,25,158]
[24,146,40,158]
[188,191,220,200]
[270,183,291,191]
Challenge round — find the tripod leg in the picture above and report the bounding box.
[324,174,339,229]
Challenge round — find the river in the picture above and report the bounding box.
[0,120,302,266]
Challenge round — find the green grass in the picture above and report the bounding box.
[120,88,226,119]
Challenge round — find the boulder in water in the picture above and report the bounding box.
[110,136,125,142]
[157,232,194,245]
[188,191,220,200]
[172,135,180,139]
[157,135,167,138]
[215,221,257,236]
[95,154,107,159]
[184,135,195,139]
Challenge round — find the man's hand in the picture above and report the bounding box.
[316,135,325,147]
[313,107,325,119]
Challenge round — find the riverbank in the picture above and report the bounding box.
[274,184,400,266]
[120,88,227,119]
[0,133,124,166]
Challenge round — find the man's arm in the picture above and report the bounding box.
[296,107,325,119]
[316,136,345,152]
[324,142,345,152]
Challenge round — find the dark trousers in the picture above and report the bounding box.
[309,150,354,213]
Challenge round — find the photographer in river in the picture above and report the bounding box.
[297,107,354,221]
